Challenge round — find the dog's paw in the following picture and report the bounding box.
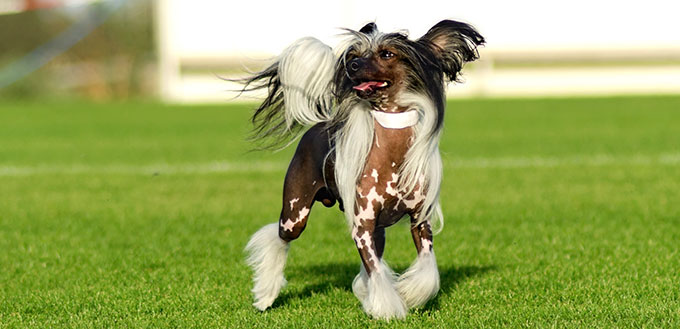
[363,279,407,320]
[397,251,440,308]
[252,289,280,311]
[251,273,287,311]
[360,263,407,320]
[352,265,369,301]
[245,223,290,311]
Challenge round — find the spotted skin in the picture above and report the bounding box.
[350,108,432,276]
[409,220,433,255]
[280,207,310,232]
[274,104,433,282]
[276,125,337,242]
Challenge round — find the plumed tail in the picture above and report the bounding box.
[237,37,336,149]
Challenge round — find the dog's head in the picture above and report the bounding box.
[239,20,484,148]
[334,20,485,112]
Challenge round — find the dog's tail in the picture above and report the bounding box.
[237,37,336,149]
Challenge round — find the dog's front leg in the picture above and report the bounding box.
[397,219,440,308]
[351,221,407,319]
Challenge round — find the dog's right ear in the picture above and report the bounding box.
[359,22,377,34]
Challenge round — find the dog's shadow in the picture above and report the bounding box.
[419,264,496,312]
[273,262,495,310]
[273,262,356,307]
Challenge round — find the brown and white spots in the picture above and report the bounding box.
[355,201,376,222]
[364,186,385,206]
[383,172,425,211]
[420,238,433,253]
[391,162,396,168]
[352,227,380,271]
[370,169,379,183]
[355,186,384,222]
[355,193,375,222]
[393,174,426,210]
[401,186,425,209]
[385,173,399,197]
[289,198,299,211]
[281,207,310,232]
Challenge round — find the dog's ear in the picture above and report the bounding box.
[418,20,485,81]
[359,22,377,34]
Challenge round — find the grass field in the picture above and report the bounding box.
[1,96,679,328]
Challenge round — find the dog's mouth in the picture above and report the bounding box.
[352,80,391,95]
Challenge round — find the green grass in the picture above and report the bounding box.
[1,96,679,328]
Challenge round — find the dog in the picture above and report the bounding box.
[239,20,484,319]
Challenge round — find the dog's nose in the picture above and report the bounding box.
[349,59,362,72]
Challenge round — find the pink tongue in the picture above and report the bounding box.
[353,81,382,91]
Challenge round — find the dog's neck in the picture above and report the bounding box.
[372,99,405,113]
[367,101,416,165]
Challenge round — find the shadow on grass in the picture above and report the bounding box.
[272,262,494,310]
[273,262,357,308]
[421,264,496,312]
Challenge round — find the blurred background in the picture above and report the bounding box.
[2,3,679,327]
[1,0,679,102]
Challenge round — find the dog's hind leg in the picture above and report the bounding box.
[245,130,327,311]
[244,177,320,310]
[397,219,440,308]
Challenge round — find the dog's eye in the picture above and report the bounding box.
[379,50,395,59]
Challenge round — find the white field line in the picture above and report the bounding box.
[446,153,680,169]
[0,161,284,176]
[1,153,679,177]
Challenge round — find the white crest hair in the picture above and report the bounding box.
[277,37,335,127]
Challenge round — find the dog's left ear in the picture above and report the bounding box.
[418,20,485,81]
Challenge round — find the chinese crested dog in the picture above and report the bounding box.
[240,20,484,319]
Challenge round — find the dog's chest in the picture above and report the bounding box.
[353,125,425,226]
[355,166,425,226]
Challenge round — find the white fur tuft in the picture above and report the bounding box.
[355,261,408,320]
[244,223,289,310]
[352,263,369,301]
[396,251,440,308]
[277,37,336,127]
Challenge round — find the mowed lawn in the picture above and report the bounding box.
[0,96,678,328]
